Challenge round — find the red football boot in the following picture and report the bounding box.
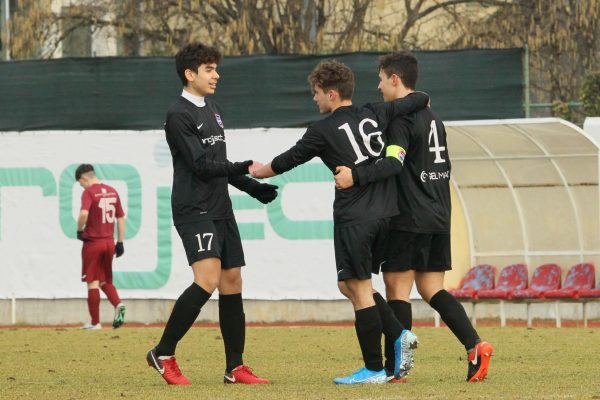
[224,365,269,384]
[387,376,408,383]
[146,348,191,385]
[467,341,494,382]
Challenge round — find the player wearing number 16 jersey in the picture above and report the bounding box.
[251,60,427,384]
[75,164,126,330]
[335,51,493,382]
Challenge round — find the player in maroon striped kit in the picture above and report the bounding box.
[76,164,126,330]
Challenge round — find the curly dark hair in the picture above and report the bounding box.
[378,51,418,90]
[175,42,222,86]
[307,60,355,100]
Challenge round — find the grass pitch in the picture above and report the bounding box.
[1,324,598,399]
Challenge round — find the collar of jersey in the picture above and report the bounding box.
[181,89,206,108]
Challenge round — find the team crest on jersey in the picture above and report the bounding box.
[214,113,224,128]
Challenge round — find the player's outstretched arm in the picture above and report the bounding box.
[366,91,429,130]
[387,91,429,119]
[166,113,253,179]
[251,163,277,179]
[229,175,279,204]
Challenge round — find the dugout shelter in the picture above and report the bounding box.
[446,118,600,288]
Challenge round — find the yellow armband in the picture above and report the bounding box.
[386,145,407,164]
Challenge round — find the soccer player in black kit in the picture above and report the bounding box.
[252,60,428,384]
[335,51,494,382]
[146,42,276,385]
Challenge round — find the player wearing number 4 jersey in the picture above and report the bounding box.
[252,60,427,384]
[75,164,126,330]
[146,42,274,386]
[335,51,494,382]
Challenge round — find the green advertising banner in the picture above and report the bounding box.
[0,49,523,131]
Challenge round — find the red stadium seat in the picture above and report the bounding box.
[449,264,496,299]
[478,263,528,300]
[543,263,595,328]
[544,263,595,299]
[511,263,562,299]
[579,278,600,328]
[510,263,561,328]
[448,265,496,327]
[476,263,528,327]
[578,287,600,298]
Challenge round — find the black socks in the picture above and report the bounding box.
[388,299,412,330]
[219,293,246,372]
[373,292,404,374]
[354,306,384,372]
[156,282,212,357]
[429,289,480,351]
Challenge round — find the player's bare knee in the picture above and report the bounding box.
[194,274,220,293]
[219,271,242,293]
[337,281,352,299]
[416,285,438,303]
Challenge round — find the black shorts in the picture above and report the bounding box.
[380,230,451,273]
[334,218,390,281]
[175,218,245,268]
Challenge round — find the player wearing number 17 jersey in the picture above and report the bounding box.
[146,42,275,386]
[75,164,126,330]
[251,60,428,384]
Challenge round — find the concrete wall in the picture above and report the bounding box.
[1,299,599,326]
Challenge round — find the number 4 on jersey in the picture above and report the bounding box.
[428,120,446,164]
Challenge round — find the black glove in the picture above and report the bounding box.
[77,230,85,241]
[115,242,124,258]
[249,183,279,204]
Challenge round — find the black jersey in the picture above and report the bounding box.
[352,102,451,233]
[165,96,251,225]
[270,92,429,226]
[389,108,451,233]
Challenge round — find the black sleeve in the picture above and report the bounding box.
[166,112,251,179]
[366,91,429,131]
[271,126,325,174]
[228,175,261,194]
[354,116,413,186]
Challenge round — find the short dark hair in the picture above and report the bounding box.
[378,51,418,90]
[75,164,94,181]
[307,60,355,100]
[175,42,222,86]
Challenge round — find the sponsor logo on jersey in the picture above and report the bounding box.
[420,170,450,182]
[214,113,224,128]
[201,135,225,145]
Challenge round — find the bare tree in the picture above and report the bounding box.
[454,0,600,119]
[8,0,516,58]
